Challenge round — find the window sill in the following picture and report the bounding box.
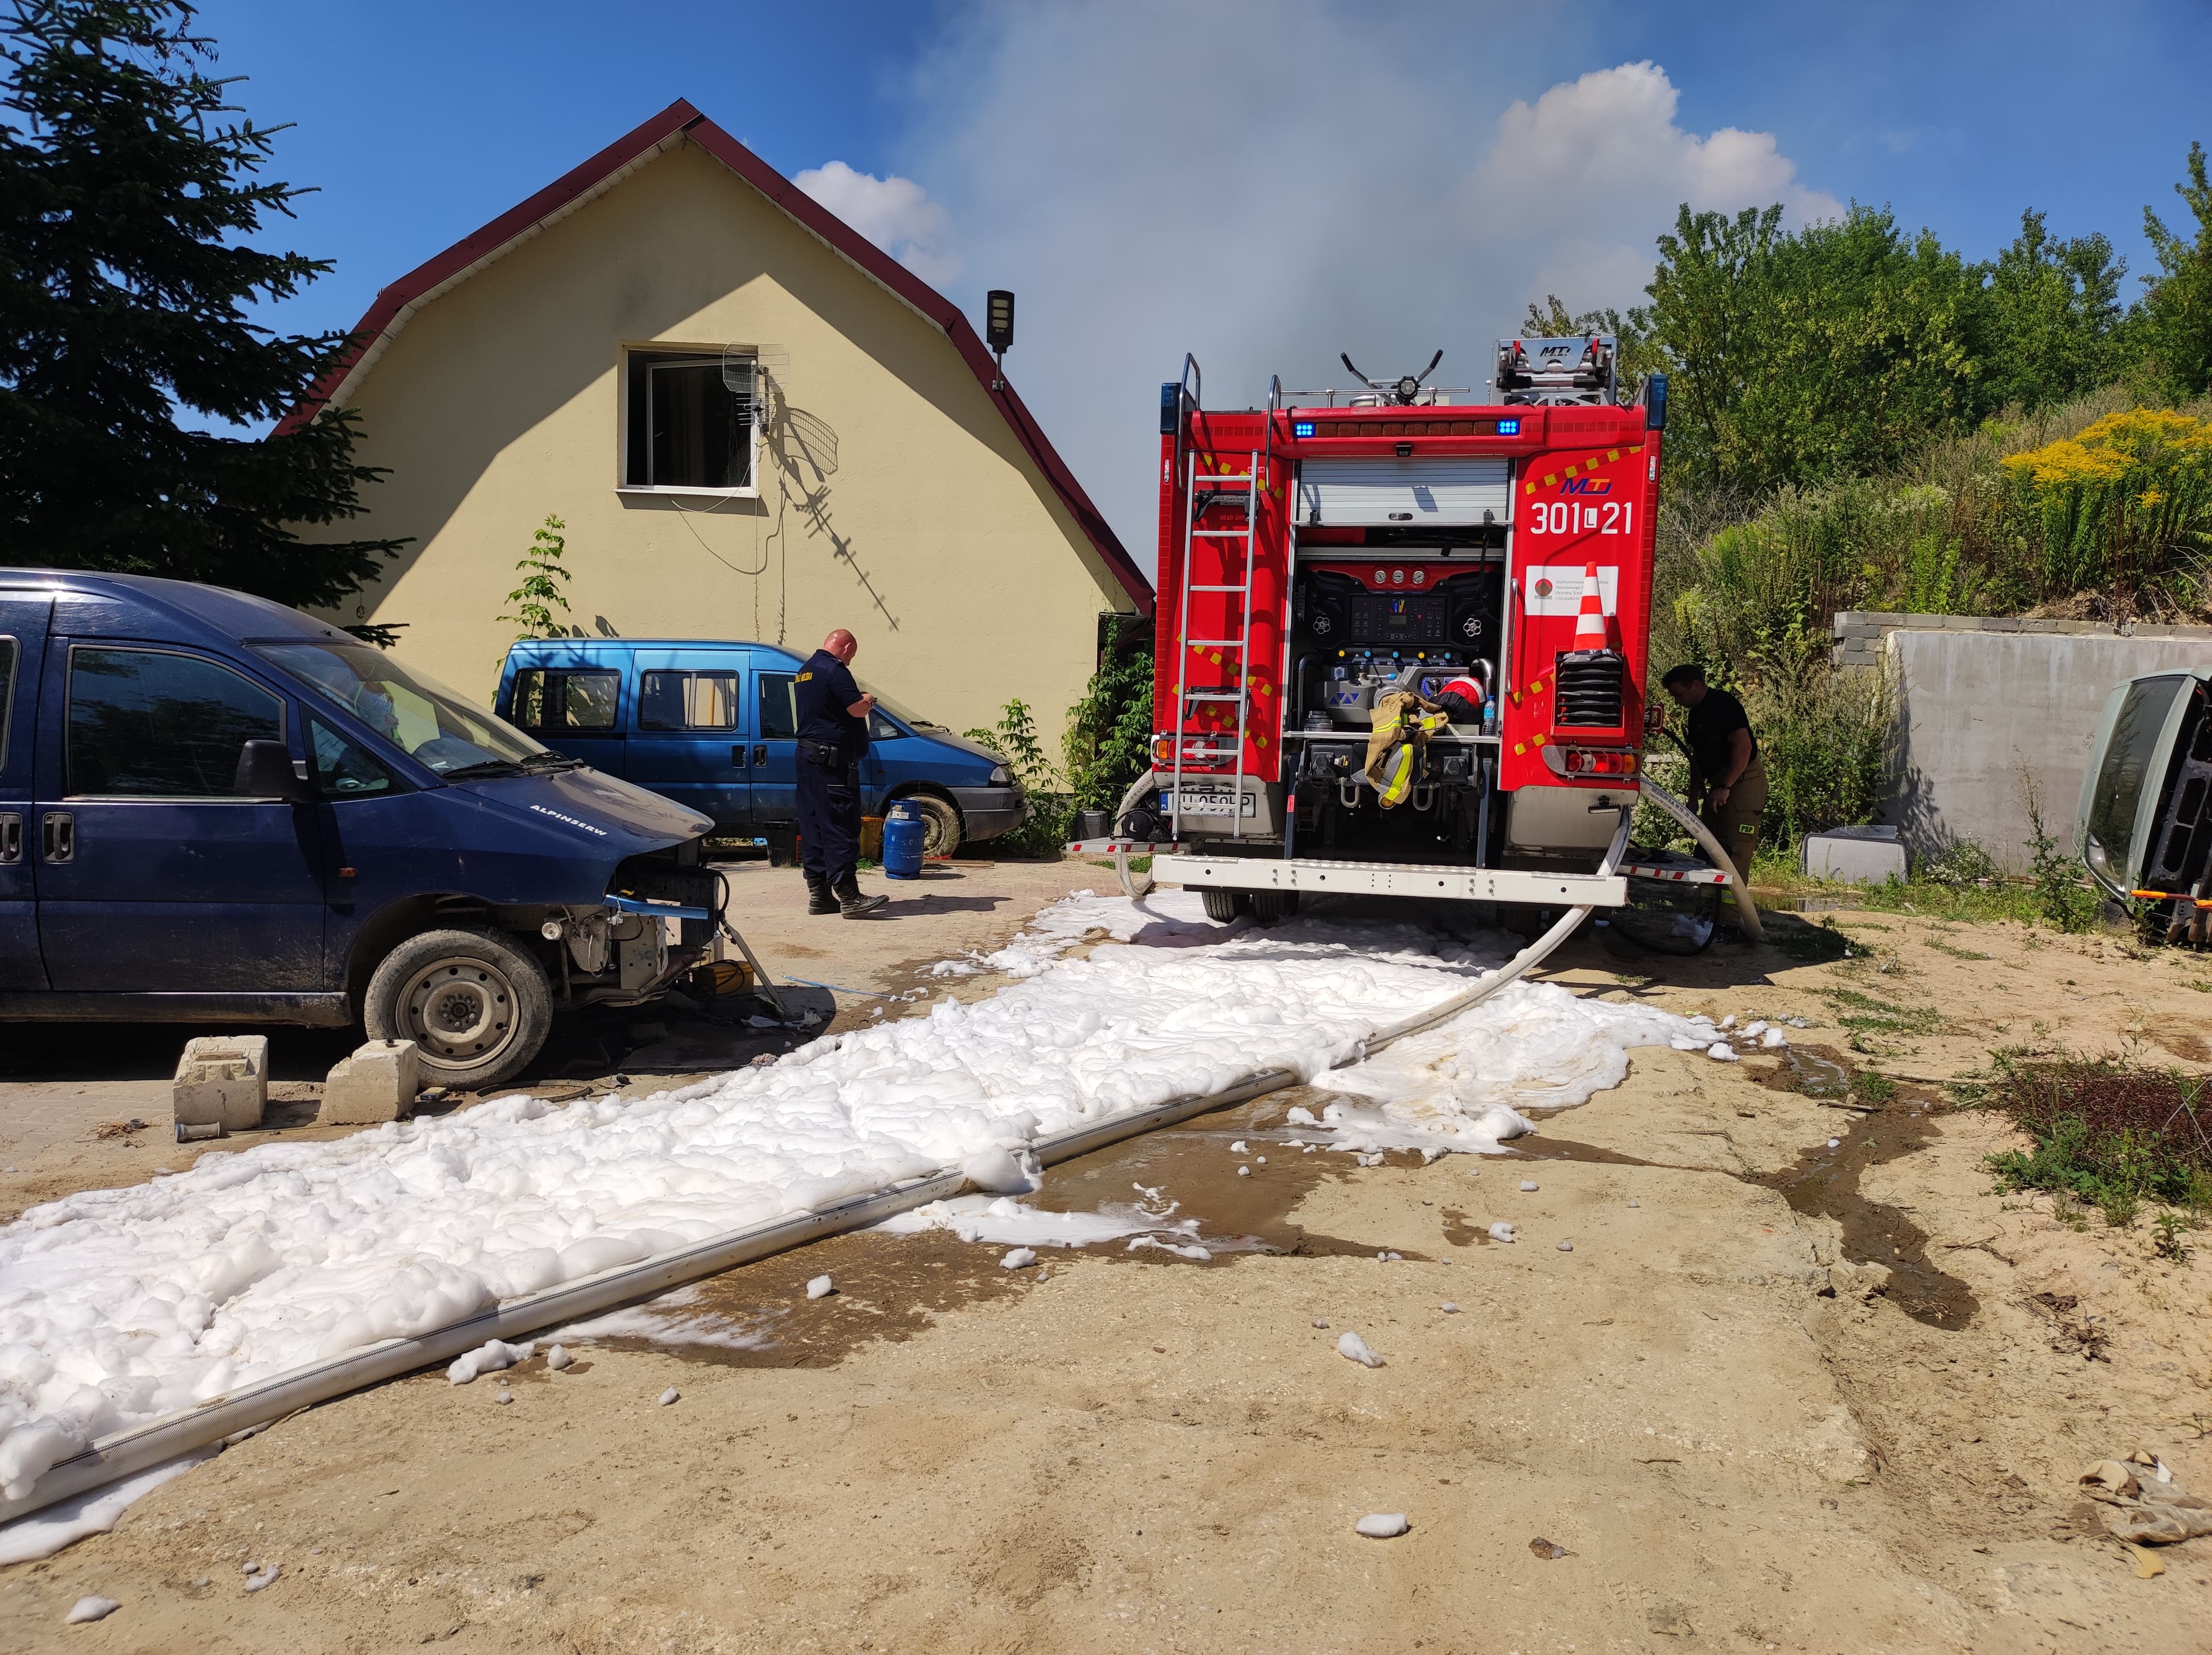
[616,484,759,501]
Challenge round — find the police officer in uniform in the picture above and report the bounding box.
[794,629,889,917]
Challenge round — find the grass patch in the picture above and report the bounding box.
[1851,1070,1898,1106]
[1976,1055,2212,1230]
[1924,938,1996,961]
[1818,986,1943,1036]
[1749,845,2096,929]
[1084,854,1152,874]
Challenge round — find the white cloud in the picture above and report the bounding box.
[794,160,964,288]
[884,5,1840,574]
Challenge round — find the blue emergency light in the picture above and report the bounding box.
[1497,418,1521,435]
[1293,419,1315,437]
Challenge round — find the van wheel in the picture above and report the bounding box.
[364,928,554,1092]
[907,794,962,857]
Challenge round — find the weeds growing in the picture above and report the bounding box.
[1974,1055,2212,1231]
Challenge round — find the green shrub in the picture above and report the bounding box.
[1064,617,1153,814]
[964,698,1073,858]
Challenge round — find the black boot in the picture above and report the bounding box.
[835,873,888,917]
[804,871,838,915]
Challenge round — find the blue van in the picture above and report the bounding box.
[0,570,726,1090]
[493,640,1028,857]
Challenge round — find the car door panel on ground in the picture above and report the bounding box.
[625,650,750,831]
[34,642,327,992]
[0,593,51,990]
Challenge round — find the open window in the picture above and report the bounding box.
[623,349,753,492]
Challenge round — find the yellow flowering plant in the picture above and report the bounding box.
[2001,409,2212,603]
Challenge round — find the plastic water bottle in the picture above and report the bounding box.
[882,800,926,880]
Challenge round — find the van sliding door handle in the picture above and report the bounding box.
[40,811,72,863]
[752,745,768,767]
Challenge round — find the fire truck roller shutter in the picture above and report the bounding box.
[1435,568,1499,650]
[1297,458,1510,528]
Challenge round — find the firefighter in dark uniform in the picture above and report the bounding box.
[794,629,889,917]
[1661,661,1768,883]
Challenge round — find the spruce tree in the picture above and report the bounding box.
[0,0,401,610]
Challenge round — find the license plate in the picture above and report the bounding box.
[1165,790,1254,818]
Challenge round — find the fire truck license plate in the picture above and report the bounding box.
[1165,789,1254,818]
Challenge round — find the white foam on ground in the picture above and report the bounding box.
[0,887,1696,1525]
[547,1283,780,1354]
[0,1450,211,1566]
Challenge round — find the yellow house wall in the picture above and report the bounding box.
[308,139,1135,746]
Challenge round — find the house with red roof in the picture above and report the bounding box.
[290,100,1150,734]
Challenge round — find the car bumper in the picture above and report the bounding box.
[951,787,1029,841]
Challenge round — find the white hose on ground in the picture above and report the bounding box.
[1357,802,1634,1055]
[1634,778,1764,944]
[3,1061,1302,1528]
[0,805,1639,1525]
[1111,768,1160,899]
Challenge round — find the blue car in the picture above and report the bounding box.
[493,639,1028,857]
[0,570,727,1090]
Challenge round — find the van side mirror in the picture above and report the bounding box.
[235,739,311,803]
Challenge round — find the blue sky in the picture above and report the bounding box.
[196,0,2211,559]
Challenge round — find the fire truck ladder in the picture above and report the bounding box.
[1170,448,1262,841]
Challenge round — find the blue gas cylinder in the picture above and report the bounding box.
[882,800,926,880]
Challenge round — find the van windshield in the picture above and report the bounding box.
[253,642,554,777]
[856,680,943,730]
[2085,675,2185,883]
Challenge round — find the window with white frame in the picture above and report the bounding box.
[624,350,752,490]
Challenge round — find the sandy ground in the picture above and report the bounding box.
[3,872,2210,1652]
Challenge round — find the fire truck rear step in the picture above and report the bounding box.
[1151,854,1627,908]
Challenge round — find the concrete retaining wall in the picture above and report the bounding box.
[1831,613,2212,872]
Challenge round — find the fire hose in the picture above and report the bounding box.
[0,789,1727,1528]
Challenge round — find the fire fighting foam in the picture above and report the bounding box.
[0,890,1702,1512]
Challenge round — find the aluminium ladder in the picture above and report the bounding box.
[1170,448,1262,841]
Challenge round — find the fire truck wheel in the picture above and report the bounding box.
[904,794,962,857]
[364,928,554,1093]
[1248,890,1299,925]
[1200,887,1243,923]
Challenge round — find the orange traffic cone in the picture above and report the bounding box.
[1573,562,1609,648]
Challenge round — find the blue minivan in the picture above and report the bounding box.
[493,640,1028,857]
[0,570,727,1090]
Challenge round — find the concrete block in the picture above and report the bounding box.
[174,1036,269,1135]
[320,1038,422,1126]
[1803,825,1907,885]
[1903,613,1948,629]
[1980,617,2021,632]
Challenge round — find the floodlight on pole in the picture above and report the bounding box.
[986,289,1015,390]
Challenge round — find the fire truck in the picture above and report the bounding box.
[1104,337,1759,956]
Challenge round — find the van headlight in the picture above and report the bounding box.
[989,765,1011,786]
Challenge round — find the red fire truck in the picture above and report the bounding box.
[1110,338,1754,950]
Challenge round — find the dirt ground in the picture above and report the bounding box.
[3,870,2210,1652]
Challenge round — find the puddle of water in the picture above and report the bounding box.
[1499,1048,1977,1330]
[1751,1097,1978,1329]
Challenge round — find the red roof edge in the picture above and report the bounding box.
[288,99,1154,618]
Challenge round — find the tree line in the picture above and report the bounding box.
[1532,148,2212,500]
